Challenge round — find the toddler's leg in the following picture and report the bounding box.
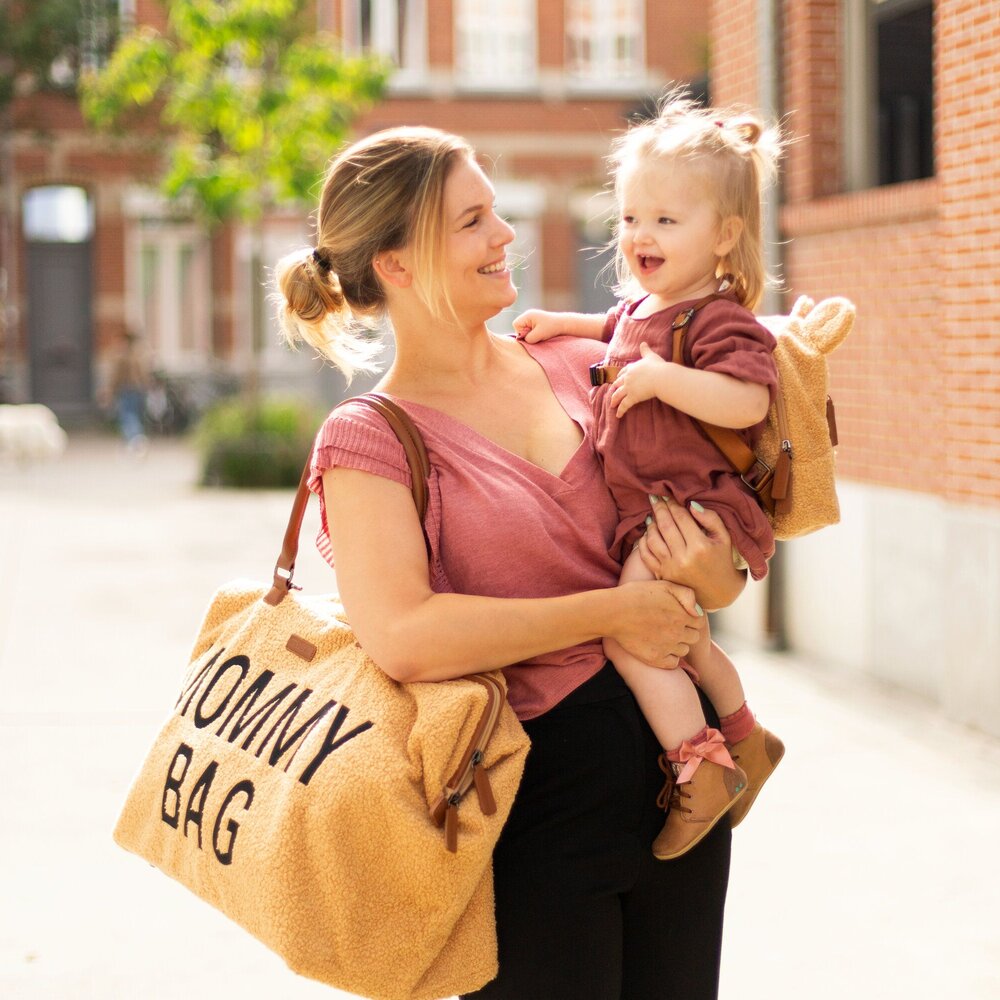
[603,547,706,750]
[687,632,785,829]
[605,548,745,860]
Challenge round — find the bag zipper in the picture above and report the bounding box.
[771,388,793,514]
[429,673,505,852]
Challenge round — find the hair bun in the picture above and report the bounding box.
[732,119,762,146]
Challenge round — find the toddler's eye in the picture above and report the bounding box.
[622,215,635,225]
[658,217,675,225]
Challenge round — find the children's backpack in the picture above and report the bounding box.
[673,294,855,540]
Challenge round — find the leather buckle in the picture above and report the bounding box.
[589,363,607,387]
[671,307,696,330]
[741,458,774,494]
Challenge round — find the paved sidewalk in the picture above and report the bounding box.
[1,435,998,1000]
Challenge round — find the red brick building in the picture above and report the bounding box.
[711,0,1000,736]
[2,0,708,416]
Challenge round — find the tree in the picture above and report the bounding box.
[81,0,387,377]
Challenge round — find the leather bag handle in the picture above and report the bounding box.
[264,392,430,606]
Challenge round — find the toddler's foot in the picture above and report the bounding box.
[652,738,747,860]
[726,723,785,829]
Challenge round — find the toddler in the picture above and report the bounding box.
[514,95,786,860]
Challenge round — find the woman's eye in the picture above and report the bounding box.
[463,216,479,229]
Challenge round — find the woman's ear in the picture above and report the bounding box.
[372,250,412,290]
[714,216,744,259]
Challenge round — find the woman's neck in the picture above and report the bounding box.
[381,307,516,401]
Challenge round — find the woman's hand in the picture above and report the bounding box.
[636,496,746,611]
[608,579,706,670]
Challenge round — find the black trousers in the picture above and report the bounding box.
[463,663,731,1000]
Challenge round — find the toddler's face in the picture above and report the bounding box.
[618,157,729,308]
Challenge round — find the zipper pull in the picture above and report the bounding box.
[826,396,839,447]
[471,751,497,816]
[444,793,460,853]
[772,443,792,513]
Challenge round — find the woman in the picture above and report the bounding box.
[276,127,745,999]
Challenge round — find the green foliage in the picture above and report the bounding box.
[0,0,118,110]
[196,394,325,488]
[80,0,388,224]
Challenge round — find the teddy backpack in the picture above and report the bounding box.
[673,294,856,540]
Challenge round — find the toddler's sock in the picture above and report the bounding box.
[719,701,756,745]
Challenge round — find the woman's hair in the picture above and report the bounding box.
[609,91,783,310]
[274,126,473,380]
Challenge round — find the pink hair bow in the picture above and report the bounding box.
[674,730,734,784]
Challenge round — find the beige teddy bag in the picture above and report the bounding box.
[674,295,856,540]
[112,393,530,1000]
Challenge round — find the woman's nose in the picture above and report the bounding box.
[493,215,515,246]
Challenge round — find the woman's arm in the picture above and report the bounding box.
[637,496,747,611]
[324,467,706,682]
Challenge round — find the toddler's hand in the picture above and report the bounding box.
[610,343,669,417]
[513,309,562,343]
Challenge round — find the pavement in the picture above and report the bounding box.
[0,434,998,1000]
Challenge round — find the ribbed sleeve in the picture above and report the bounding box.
[307,401,413,567]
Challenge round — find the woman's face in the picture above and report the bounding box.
[438,156,517,324]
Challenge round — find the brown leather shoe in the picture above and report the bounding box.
[652,757,747,860]
[726,724,785,829]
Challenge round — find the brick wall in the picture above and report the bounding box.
[709,0,758,107]
[936,0,1000,505]
[712,0,1000,508]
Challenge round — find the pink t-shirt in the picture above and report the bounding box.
[594,294,778,580]
[308,337,621,721]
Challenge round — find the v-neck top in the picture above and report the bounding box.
[308,336,621,720]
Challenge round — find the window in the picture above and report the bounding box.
[844,0,934,189]
[341,0,426,85]
[455,0,536,90]
[123,191,212,368]
[566,0,644,85]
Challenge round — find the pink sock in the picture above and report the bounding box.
[719,702,756,745]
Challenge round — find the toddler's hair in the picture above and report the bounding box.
[609,90,783,310]
[273,126,473,381]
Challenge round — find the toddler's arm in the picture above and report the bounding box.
[611,343,770,427]
[513,309,606,344]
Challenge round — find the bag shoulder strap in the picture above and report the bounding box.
[671,295,778,512]
[265,392,430,605]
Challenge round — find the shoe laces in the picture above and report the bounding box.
[656,754,692,815]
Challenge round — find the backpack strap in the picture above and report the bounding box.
[265,392,430,606]
[671,297,783,516]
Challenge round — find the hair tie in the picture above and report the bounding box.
[312,247,333,275]
[714,120,724,128]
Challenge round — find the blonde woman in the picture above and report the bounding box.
[276,126,745,999]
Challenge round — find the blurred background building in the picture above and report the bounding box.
[2,0,998,734]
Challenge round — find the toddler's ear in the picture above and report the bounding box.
[800,297,856,356]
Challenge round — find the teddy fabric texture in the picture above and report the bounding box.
[755,295,855,539]
[113,581,530,1000]
[593,292,779,580]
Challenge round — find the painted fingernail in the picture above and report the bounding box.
[695,603,704,616]
[690,501,705,513]
[648,494,660,505]
[644,515,653,527]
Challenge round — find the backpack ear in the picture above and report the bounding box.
[799,297,856,355]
